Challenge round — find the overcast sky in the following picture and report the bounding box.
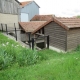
[18,0,80,17]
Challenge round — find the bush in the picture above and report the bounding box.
[0,33,47,69]
[75,45,80,51]
[0,43,47,69]
[16,49,45,67]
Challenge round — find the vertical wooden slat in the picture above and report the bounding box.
[65,31,67,51]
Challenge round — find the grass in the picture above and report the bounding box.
[0,32,80,80]
[0,33,46,69]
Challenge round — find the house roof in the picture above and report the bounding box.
[32,17,80,34]
[20,1,32,7]
[20,1,40,8]
[19,21,46,32]
[31,15,55,21]
[56,17,80,29]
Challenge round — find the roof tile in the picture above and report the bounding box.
[31,15,55,21]
[56,17,80,28]
[19,21,46,32]
[20,1,32,7]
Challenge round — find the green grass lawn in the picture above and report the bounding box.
[0,32,80,80]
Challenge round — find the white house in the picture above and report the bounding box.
[20,0,40,22]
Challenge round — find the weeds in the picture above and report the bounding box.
[0,33,47,70]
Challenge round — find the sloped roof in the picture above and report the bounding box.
[32,17,80,34]
[20,1,32,7]
[20,1,40,8]
[56,17,80,29]
[31,15,55,21]
[19,21,46,32]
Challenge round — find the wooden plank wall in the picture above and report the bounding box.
[0,0,20,14]
[67,29,80,51]
[44,21,67,51]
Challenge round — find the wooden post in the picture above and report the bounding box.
[1,23,3,32]
[5,24,8,35]
[47,35,49,49]
[14,23,17,41]
[28,32,31,48]
[15,27,17,41]
[32,38,34,50]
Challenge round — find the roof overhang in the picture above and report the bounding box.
[32,18,69,34]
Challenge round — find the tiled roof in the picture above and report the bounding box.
[20,1,40,7]
[32,17,80,34]
[31,15,55,21]
[20,1,32,7]
[55,17,80,29]
[19,21,46,32]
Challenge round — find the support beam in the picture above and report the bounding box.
[5,24,8,35]
[32,38,34,50]
[15,27,17,41]
[1,23,3,32]
[14,23,17,41]
[47,35,49,49]
[28,32,31,48]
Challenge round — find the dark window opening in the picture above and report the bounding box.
[42,27,44,34]
[38,30,41,33]
[36,42,45,49]
[21,30,25,33]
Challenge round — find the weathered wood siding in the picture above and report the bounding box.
[67,29,80,51]
[44,21,67,51]
[0,0,20,14]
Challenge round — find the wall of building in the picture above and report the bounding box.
[21,1,39,21]
[67,29,80,51]
[0,0,20,14]
[44,21,67,51]
[0,13,18,25]
[0,0,21,40]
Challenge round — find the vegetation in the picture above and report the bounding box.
[0,33,46,70]
[76,15,80,18]
[0,32,80,80]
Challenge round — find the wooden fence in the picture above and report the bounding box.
[0,23,21,41]
[0,23,49,50]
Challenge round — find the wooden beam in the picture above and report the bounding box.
[32,38,34,50]
[47,35,49,49]
[5,24,8,35]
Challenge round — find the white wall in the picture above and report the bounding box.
[21,13,29,22]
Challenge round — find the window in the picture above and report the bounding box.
[21,30,25,33]
[42,27,44,34]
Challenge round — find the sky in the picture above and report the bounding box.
[18,0,80,17]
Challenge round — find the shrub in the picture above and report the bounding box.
[16,49,44,67]
[75,45,80,51]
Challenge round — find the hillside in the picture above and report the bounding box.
[0,32,80,80]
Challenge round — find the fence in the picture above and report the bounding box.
[0,23,21,41]
[0,23,49,50]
